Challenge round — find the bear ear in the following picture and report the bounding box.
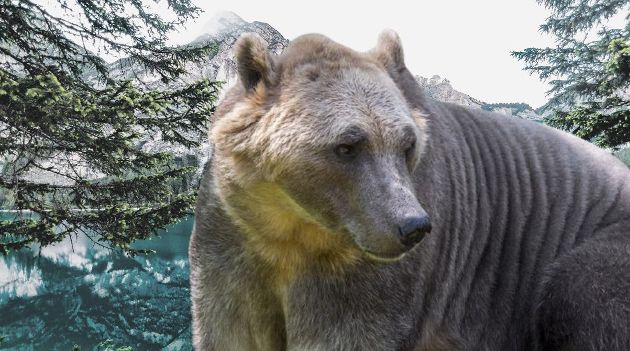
[234,33,275,92]
[370,29,406,73]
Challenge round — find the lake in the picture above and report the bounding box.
[0,216,195,351]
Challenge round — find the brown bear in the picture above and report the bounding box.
[189,30,630,350]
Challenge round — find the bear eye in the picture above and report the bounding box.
[335,143,357,160]
[405,140,416,159]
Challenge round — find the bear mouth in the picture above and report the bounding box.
[363,249,408,263]
[342,229,409,263]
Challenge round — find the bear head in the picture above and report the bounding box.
[211,30,431,266]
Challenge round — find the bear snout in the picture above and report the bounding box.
[398,215,431,248]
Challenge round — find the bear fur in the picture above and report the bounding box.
[189,30,630,350]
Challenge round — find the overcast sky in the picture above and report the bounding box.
[167,1,559,108]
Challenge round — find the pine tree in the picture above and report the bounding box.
[0,0,220,255]
[513,0,629,148]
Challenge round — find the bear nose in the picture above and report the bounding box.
[398,216,432,247]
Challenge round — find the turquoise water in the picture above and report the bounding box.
[0,216,195,351]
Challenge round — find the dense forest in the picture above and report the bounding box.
[0,0,220,255]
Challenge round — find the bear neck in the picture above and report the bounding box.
[217,175,364,286]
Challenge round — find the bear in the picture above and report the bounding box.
[188,30,630,351]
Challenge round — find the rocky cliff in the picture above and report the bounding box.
[416,75,542,121]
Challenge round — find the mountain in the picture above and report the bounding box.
[189,11,288,86]
[415,75,485,108]
[416,75,542,121]
[107,11,288,90]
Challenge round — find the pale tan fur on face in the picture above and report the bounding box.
[212,97,365,284]
[210,31,429,282]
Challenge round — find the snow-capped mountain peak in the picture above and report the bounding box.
[199,11,247,37]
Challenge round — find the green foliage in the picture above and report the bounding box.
[512,0,629,148]
[481,102,534,114]
[0,0,220,254]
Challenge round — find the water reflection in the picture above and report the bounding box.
[0,217,194,351]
